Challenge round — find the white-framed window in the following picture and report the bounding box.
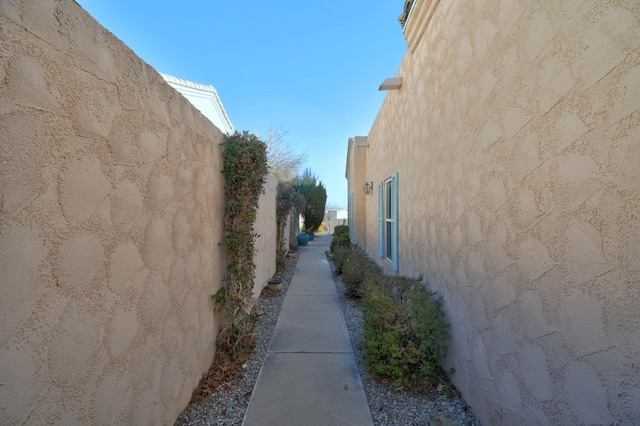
[378,172,399,271]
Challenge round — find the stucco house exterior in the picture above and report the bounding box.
[346,0,640,424]
[324,208,348,235]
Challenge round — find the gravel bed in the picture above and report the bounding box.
[175,253,298,426]
[175,250,481,426]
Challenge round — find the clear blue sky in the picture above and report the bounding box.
[76,0,407,208]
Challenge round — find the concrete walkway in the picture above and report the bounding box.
[243,234,374,426]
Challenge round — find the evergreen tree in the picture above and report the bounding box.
[295,168,327,233]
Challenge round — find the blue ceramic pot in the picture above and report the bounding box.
[296,234,309,246]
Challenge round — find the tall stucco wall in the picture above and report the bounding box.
[346,137,368,247]
[253,175,277,297]
[0,1,276,424]
[283,213,291,252]
[364,0,640,424]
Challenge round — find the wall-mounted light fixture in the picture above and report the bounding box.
[379,77,402,90]
[363,181,373,195]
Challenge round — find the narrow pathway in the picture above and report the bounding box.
[243,234,373,426]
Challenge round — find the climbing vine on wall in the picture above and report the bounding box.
[275,183,295,272]
[214,131,269,353]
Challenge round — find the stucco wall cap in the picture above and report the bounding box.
[399,0,417,31]
[403,0,441,50]
[345,136,369,179]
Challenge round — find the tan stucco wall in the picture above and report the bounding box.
[0,1,276,424]
[346,137,368,247]
[253,174,277,298]
[361,0,640,424]
[283,213,291,252]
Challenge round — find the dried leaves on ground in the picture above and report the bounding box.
[189,286,282,403]
[175,253,298,425]
[189,341,253,404]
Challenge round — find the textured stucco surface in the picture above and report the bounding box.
[346,137,368,247]
[0,1,276,424]
[254,174,277,298]
[349,0,640,424]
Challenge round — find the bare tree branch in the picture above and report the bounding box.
[257,125,307,182]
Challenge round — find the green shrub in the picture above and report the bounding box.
[341,246,383,299]
[330,232,350,254]
[363,275,450,390]
[332,244,351,275]
[333,225,349,236]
